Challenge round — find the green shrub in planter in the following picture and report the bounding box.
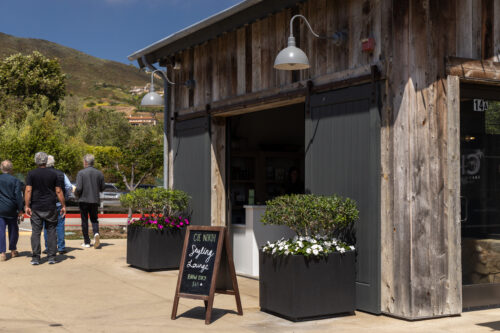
[259,194,359,321]
[261,194,358,250]
[121,188,191,270]
[121,187,191,228]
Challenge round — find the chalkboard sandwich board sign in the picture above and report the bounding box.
[171,226,243,324]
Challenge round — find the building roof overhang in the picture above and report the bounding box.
[128,0,305,68]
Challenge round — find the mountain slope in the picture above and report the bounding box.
[0,32,149,98]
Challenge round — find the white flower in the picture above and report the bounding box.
[350,246,355,250]
[313,249,319,255]
[336,246,341,252]
[324,241,332,247]
[263,246,268,252]
[284,250,290,255]
[297,241,304,248]
[306,248,312,254]
[269,243,275,248]
[311,239,317,244]
[339,248,346,253]
[272,247,277,254]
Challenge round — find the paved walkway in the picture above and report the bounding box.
[0,235,498,333]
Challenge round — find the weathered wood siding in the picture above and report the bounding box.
[170,0,383,116]
[381,0,500,320]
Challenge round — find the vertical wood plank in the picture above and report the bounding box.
[482,0,494,59]
[212,38,220,102]
[211,117,226,227]
[456,0,472,58]
[204,43,213,105]
[349,0,363,69]
[219,33,229,101]
[260,16,272,91]
[372,0,382,65]
[181,50,191,110]
[229,31,238,97]
[446,75,462,313]
[472,0,482,58]
[380,0,394,316]
[388,0,411,317]
[193,45,203,108]
[314,0,328,77]
[494,0,500,61]
[236,27,246,95]
[251,20,262,93]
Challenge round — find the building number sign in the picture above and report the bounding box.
[473,99,489,112]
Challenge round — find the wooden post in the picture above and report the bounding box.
[211,117,226,227]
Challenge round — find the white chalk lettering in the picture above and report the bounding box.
[189,245,215,264]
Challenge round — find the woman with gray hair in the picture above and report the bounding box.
[24,152,66,265]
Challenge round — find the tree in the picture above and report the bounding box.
[114,124,163,192]
[0,51,66,116]
[0,98,83,178]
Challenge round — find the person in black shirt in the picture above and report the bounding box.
[25,152,66,265]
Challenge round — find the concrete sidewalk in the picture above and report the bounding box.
[0,235,498,333]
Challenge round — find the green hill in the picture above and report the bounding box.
[0,32,149,99]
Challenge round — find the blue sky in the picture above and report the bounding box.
[0,0,242,64]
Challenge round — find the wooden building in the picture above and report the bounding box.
[129,0,500,319]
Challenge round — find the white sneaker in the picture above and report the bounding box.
[94,233,100,249]
[81,243,90,248]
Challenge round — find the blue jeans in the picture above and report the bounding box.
[44,206,65,252]
[0,216,18,253]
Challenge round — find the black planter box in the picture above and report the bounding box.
[127,226,185,270]
[259,251,355,321]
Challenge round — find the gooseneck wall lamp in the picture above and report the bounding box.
[140,64,175,189]
[274,14,346,70]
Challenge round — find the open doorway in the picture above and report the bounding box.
[227,103,305,224]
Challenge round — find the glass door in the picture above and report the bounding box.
[460,84,500,309]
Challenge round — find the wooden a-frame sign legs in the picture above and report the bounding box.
[171,226,243,325]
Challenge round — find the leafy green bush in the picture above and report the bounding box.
[120,187,190,217]
[261,194,358,242]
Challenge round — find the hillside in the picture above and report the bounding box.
[0,32,149,99]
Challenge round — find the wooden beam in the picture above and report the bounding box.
[446,56,500,80]
[176,65,379,118]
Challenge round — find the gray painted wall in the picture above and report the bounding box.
[305,83,381,314]
[173,117,211,226]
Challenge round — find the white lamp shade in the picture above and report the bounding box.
[141,91,164,107]
[274,36,310,70]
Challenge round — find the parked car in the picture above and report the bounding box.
[100,183,123,201]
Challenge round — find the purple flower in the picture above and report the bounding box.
[184,219,189,225]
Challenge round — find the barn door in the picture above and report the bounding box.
[173,117,211,225]
[305,83,381,314]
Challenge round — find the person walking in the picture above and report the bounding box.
[75,154,105,249]
[0,160,24,262]
[25,152,66,265]
[43,155,73,254]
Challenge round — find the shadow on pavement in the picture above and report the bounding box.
[178,306,239,324]
[477,320,500,331]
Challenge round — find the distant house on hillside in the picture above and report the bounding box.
[127,114,157,126]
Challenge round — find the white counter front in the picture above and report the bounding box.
[231,205,295,278]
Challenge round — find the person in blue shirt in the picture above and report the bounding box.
[0,160,24,262]
[43,155,74,255]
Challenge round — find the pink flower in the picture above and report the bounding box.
[158,225,164,230]
[184,219,189,225]
[180,222,183,226]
